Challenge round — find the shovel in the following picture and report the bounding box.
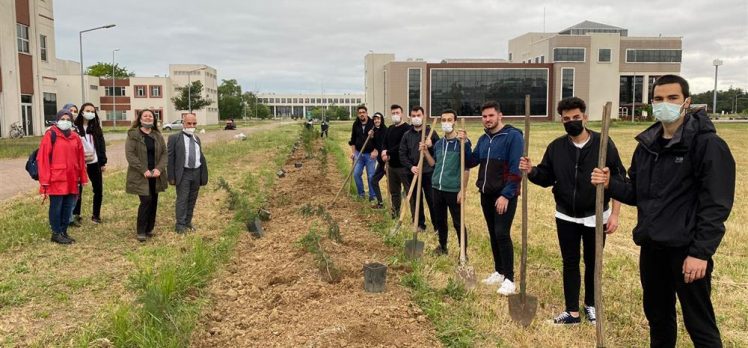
[329,132,372,209]
[456,118,476,289]
[594,102,613,347]
[508,95,538,327]
[404,119,437,259]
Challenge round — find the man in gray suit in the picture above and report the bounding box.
[168,113,208,233]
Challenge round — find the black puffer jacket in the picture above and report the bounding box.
[609,109,735,259]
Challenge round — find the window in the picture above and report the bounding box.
[345,98,350,104]
[316,98,322,104]
[135,85,146,97]
[553,48,585,62]
[105,86,126,96]
[626,49,682,63]
[561,68,575,99]
[598,49,612,63]
[150,85,161,97]
[323,98,328,104]
[619,75,644,105]
[356,98,362,104]
[109,110,127,121]
[43,92,57,124]
[40,35,48,61]
[16,24,30,54]
[408,68,422,111]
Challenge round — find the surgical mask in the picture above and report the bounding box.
[83,112,96,120]
[411,117,423,127]
[441,122,454,133]
[184,127,196,135]
[56,120,72,131]
[563,120,584,137]
[141,122,154,129]
[392,115,401,124]
[653,102,684,124]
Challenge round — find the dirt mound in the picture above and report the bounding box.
[191,139,440,347]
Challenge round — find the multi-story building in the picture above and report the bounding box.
[169,64,219,125]
[0,0,58,137]
[257,93,364,119]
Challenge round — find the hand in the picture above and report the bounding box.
[368,129,374,137]
[144,170,151,178]
[100,166,106,173]
[410,166,419,175]
[457,130,467,141]
[425,138,433,148]
[495,196,509,214]
[682,256,708,283]
[457,190,464,204]
[591,168,610,188]
[350,152,356,161]
[370,150,378,160]
[519,157,532,173]
[418,142,428,152]
[152,169,161,177]
[605,213,619,234]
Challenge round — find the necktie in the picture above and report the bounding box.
[187,134,196,168]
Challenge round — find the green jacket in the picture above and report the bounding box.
[432,137,472,193]
[125,128,168,196]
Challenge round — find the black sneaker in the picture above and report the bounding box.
[62,232,76,243]
[433,246,448,256]
[51,234,73,245]
[91,217,102,224]
[371,202,384,209]
[552,311,581,325]
[69,218,82,228]
[583,305,597,323]
[136,233,147,242]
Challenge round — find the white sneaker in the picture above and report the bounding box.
[481,272,505,285]
[497,279,516,296]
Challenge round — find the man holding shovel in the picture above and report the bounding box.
[592,75,735,347]
[348,105,377,201]
[464,101,524,296]
[381,104,412,219]
[399,106,439,232]
[421,109,471,256]
[519,97,626,324]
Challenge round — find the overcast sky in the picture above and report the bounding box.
[53,0,747,95]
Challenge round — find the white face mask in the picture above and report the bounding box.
[441,122,454,133]
[56,120,72,131]
[653,101,685,124]
[83,112,96,120]
[391,115,401,124]
[183,127,196,135]
[411,117,423,127]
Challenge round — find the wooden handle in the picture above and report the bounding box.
[459,118,467,263]
[594,101,612,348]
[520,95,530,300]
[412,119,438,235]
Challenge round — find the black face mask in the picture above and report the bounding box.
[564,120,584,137]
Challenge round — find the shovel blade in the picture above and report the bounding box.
[404,239,424,259]
[456,265,476,290]
[508,293,538,327]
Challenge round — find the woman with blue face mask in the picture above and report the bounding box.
[72,103,108,224]
[37,109,89,244]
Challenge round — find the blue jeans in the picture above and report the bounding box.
[49,194,77,235]
[353,151,376,199]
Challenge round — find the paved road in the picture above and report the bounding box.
[1,122,291,202]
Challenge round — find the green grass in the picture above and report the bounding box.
[0,136,40,159]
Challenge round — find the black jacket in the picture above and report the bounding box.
[399,125,439,174]
[383,123,411,168]
[609,109,735,259]
[372,125,388,164]
[75,123,107,167]
[528,130,626,218]
[348,117,375,153]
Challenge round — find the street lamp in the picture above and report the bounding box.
[186,66,207,113]
[79,24,116,104]
[713,59,723,114]
[112,48,120,128]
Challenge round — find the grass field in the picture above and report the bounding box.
[328,119,748,347]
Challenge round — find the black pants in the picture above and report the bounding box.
[321,128,328,138]
[480,193,517,281]
[137,179,159,235]
[387,166,408,218]
[405,171,435,230]
[556,218,603,312]
[371,160,386,204]
[640,245,721,347]
[73,163,103,219]
[175,168,201,229]
[432,188,466,252]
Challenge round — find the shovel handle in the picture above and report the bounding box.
[459,118,467,264]
[594,102,612,348]
[330,132,372,208]
[519,95,530,301]
[412,119,438,239]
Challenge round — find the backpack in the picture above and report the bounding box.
[26,131,57,181]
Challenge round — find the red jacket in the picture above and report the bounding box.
[37,126,88,195]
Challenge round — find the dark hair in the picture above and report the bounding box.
[410,106,425,115]
[357,105,368,112]
[441,109,458,120]
[480,101,501,113]
[652,74,690,98]
[132,109,160,131]
[372,112,387,127]
[74,102,103,136]
[390,104,403,112]
[556,97,587,115]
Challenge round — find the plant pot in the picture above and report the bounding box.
[363,262,387,293]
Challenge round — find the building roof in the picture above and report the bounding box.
[559,21,628,36]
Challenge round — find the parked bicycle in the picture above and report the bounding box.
[9,121,25,139]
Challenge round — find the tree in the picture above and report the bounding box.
[690,87,747,114]
[218,79,244,120]
[86,62,134,78]
[172,80,213,112]
[241,91,271,119]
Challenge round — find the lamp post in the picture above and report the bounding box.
[112,48,120,128]
[79,24,116,104]
[713,59,723,114]
[187,66,207,113]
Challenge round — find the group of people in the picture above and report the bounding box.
[36,106,209,244]
[349,75,735,346]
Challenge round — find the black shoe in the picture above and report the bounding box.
[91,216,102,224]
[68,219,82,228]
[145,230,154,238]
[175,227,188,234]
[136,233,147,242]
[371,202,384,209]
[433,246,448,256]
[62,232,76,243]
[583,305,597,323]
[51,233,73,245]
[552,311,581,325]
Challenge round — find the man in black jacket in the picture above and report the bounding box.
[381,104,411,218]
[520,97,625,325]
[399,105,439,231]
[348,105,377,200]
[592,75,735,347]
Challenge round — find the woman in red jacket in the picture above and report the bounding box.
[37,109,88,244]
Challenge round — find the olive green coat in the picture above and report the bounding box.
[125,128,168,196]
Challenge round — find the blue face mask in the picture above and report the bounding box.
[652,101,685,124]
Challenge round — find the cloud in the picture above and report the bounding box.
[53,0,748,94]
